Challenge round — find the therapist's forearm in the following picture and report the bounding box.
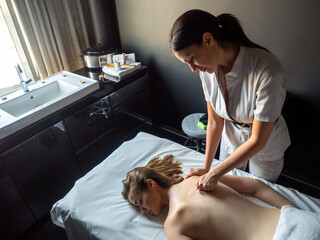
[204,102,224,171]
[212,119,275,177]
[203,121,223,170]
[212,137,265,176]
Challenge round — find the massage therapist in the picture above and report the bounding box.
[170,9,290,191]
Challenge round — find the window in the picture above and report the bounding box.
[0,0,90,97]
[0,0,36,96]
[0,6,22,95]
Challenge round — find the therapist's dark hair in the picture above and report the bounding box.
[170,9,268,52]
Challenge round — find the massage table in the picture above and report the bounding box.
[51,132,320,240]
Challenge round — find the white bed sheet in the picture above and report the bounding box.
[51,132,320,240]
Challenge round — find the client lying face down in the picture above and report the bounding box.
[122,155,320,240]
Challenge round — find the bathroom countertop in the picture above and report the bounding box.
[0,66,148,153]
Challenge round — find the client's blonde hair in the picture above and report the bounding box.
[122,155,184,200]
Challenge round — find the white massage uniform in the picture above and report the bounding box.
[200,47,290,165]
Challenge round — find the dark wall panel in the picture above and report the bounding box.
[87,0,121,50]
[282,94,320,186]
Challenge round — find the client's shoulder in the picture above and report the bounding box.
[166,202,198,227]
[165,203,206,240]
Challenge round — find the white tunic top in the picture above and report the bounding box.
[200,47,290,161]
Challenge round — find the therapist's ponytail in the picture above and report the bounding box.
[217,13,269,51]
[170,9,269,52]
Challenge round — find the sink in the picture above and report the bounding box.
[0,70,99,139]
[1,80,78,117]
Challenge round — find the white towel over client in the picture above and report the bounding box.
[273,205,320,240]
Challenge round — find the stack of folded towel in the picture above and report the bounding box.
[102,53,141,82]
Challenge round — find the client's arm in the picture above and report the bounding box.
[219,175,298,209]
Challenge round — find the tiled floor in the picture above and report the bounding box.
[16,214,68,240]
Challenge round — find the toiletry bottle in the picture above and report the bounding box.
[121,53,127,65]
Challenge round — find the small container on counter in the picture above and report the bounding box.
[120,53,127,65]
[114,61,121,72]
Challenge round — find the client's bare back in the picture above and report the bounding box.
[165,176,280,240]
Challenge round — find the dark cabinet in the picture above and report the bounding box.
[70,73,151,175]
[110,73,150,120]
[64,96,113,153]
[110,73,150,134]
[1,121,81,222]
[0,164,36,239]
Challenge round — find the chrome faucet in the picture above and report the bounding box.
[15,64,33,92]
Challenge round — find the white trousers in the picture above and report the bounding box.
[219,137,284,183]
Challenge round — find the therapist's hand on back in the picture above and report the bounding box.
[196,171,221,191]
[186,167,221,191]
[185,167,209,179]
